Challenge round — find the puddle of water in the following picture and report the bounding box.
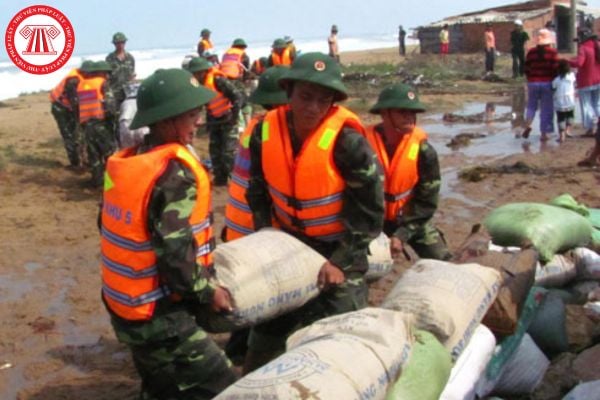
[0,276,36,302]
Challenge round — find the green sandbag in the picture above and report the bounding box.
[588,208,600,228]
[484,203,593,262]
[549,193,590,217]
[386,330,452,400]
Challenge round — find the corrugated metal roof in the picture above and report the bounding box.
[423,8,549,27]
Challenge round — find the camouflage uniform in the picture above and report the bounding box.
[51,77,82,166]
[107,138,236,399]
[105,50,135,106]
[373,123,451,260]
[245,112,384,356]
[207,76,245,185]
[82,80,117,187]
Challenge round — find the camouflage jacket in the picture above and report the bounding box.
[108,138,215,344]
[207,75,245,122]
[105,51,135,100]
[381,129,442,243]
[246,110,384,274]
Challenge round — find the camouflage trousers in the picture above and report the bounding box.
[208,121,239,185]
[247,274,368,356]
[129,329,237,400]
[408,222,452,260]
[51,102,82,166]
[83,119,116,187]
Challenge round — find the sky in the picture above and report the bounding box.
[2,0,600,57]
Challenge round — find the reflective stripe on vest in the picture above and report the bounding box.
[261,105,364,241]
[50,68,82,108]
[224,116,260,241]
[205,68,233,118]
[364,125,427,222]
[220,47,245,79]
[101,143,214,321]
[77,76,106,123]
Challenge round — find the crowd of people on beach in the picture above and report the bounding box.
[46,22,600,399]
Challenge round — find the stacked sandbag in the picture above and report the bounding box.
[535,253,577,288]
[215,308,414,400]
[209,228,326,331]
[573,247,600,280]
[550,193,600,250]
[365,233,394,281]
[484,202,593,263]
[439,324,496,400]
[381,259,501,360]
[385,330,452,400]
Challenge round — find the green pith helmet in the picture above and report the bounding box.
[272,38,287,49]
[279,52,348,101]
[186,57,212,73]
[369,83,426,114]
[130,69,216,129]
[232,38,247,48]
[112,32,127,43]
[200,28,211,36]
[248,66,289,106]
[80,60,112,73]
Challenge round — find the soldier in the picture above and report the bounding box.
[250,56,268,77]
[365,83,451,260]
[243,52,384,372]
[283,35,297,61]
[221,66,289,366]
[100,68,237,399]
[105,32,136,108]
[267,38,293,67]
[186,57,245,186]
[49,62,85,168]
[77,60,117,187]
[220,38,250,81]
[197,28,213,56]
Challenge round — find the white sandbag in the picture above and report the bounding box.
[573,247,600,280]
[216,308,414,400]
[534,254,577,287]
[489,333,549,396]
[381,259,501,360]
[212,228,326,330]
[365,233,394,281]
[563,380,600,400]
[439,325,496,400]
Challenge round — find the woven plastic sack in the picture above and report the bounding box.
[484,203,593,262]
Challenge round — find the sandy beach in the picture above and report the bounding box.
[0,48,598,399]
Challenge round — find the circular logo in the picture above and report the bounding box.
[407,91,416,100]
[314,60,326,72]
[5,5,75,74]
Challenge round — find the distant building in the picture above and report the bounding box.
[416,0,600,54]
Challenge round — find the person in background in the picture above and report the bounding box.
[250,56,268,77]
[511,19,530,78]
[439,24,450,61]
[283,35,297,60]
[49,62,85,169]
[77,61,117,187]
[220,38,250,82]
[118,82,150,148]
[187,57,245,186]
[105,32,135,109]
[221,66,289,366]
[197,28,213,56]
[552,59,576,143]
[101,68,237,400]
[521,28,558,141]
[365,83,452,261]
[570,27,600,166]
[484,23,496,74]
[328,24,340,62]
[268,38,293,66]
[398,25,406,56]
[202,50,220,67]
[243,52,384,372]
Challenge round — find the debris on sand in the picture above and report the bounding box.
[447,132,487,149]
[459,161,541,182]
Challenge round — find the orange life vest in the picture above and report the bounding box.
[271,48,292,66]
[77,76,106,123]
[224,116,261,241]
[199,39,213,52]
[261,105,364,241]
[220,47,245,79]
[364,125,427,222]
[204,68,233,118]
[50,68,82,109]
[251,58,266,75]
[101,144,214,321]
